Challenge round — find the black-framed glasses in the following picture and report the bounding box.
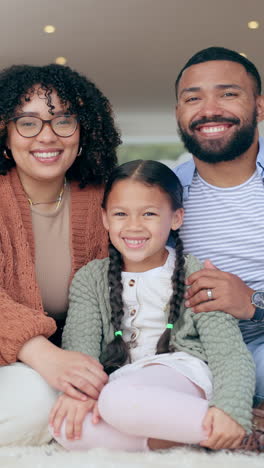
[9,114,79,138]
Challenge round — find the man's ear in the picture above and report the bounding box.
[256,95,264,123]
[171,208,184,231]
[101,208,109,231]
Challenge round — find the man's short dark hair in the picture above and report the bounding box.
[175,46,262,98]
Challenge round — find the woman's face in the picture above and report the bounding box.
[6,86,80,186]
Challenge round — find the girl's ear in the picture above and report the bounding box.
[101,208,110,231]
[171,208,184,231]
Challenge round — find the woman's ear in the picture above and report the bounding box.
[171,208,184,231]
[5,133,10,150]
[101,208,109,231]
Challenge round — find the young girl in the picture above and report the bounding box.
[50,160,262,452]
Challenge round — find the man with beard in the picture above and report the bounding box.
[174,47,264,425]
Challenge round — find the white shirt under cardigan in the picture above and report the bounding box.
[110,247,213,400]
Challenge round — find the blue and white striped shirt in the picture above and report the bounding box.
[175,138,264,344]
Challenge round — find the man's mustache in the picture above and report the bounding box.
[189,116,240,131]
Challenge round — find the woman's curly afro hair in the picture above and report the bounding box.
[0,64,121,186]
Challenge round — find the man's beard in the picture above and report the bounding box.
[177,111,257,164]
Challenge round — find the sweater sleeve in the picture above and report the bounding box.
[62,261,104,360]
[193,311,255,432]
[0,244,56,364]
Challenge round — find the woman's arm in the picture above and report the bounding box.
[0,232,56,364]
[18,335,107,400]
[0,245,107,399]
[0,290,56,365]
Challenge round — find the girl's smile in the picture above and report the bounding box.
[123,237,148,248]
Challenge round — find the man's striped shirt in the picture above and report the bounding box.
[179,170,264,343]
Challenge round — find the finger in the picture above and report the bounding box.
[82,357,108,382]
[202,412,213,437]
[204,431,241,451]
[200,433,222,450]
[73,409,87,439]
[84,355,104,368]
[204,259,218,270]
[212,436,232,450]
[78,369,108,392]
[60,382,89,401]
[70,378,101,400]
[49,401,60,426]
[67,370,108,397]
[186,269,226,286]
[190,299,223,314]
[65,410,75,440]
[53,408,67,437]
[229,433,245,449]
[214,431,243,450]
[200,425,226,450]
[200,438,216,449]
[185,288,217,307]
[185,277,220,299]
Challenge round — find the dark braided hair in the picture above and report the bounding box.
[101,160,185,374]
[0,64,121,186]
[103,243,131,374]
[156,229,185,354]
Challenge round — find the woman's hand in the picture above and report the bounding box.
[200,407,245,450]
[50,393,97,440]
[18,336,108,400]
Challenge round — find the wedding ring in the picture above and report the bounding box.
[207,289,213,300]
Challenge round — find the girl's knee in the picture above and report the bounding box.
[98,380,124,421]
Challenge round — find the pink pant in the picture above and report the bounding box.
[54,365,208,451]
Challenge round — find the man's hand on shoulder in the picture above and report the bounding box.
[184,259,255,319]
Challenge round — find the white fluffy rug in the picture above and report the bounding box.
[0,443,263,468]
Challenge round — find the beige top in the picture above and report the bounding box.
[31,184,71,320]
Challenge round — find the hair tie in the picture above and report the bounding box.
[115,330,123,337]
[166,323,174,329]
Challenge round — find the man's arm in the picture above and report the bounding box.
[184,259,255,319]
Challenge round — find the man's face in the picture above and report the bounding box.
[176,60,262,163]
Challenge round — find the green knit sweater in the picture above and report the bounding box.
[63,254,255,432]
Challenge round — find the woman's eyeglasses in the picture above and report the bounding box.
[9,114,79,138]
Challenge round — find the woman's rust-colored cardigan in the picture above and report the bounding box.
[0,168,108,365]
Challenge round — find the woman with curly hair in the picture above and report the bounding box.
[0,63,120,446]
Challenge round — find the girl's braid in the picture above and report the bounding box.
[102,242,130,374]
[156,230,185,354]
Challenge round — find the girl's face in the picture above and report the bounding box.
[102,179,184,272]
[6,86,80,188]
